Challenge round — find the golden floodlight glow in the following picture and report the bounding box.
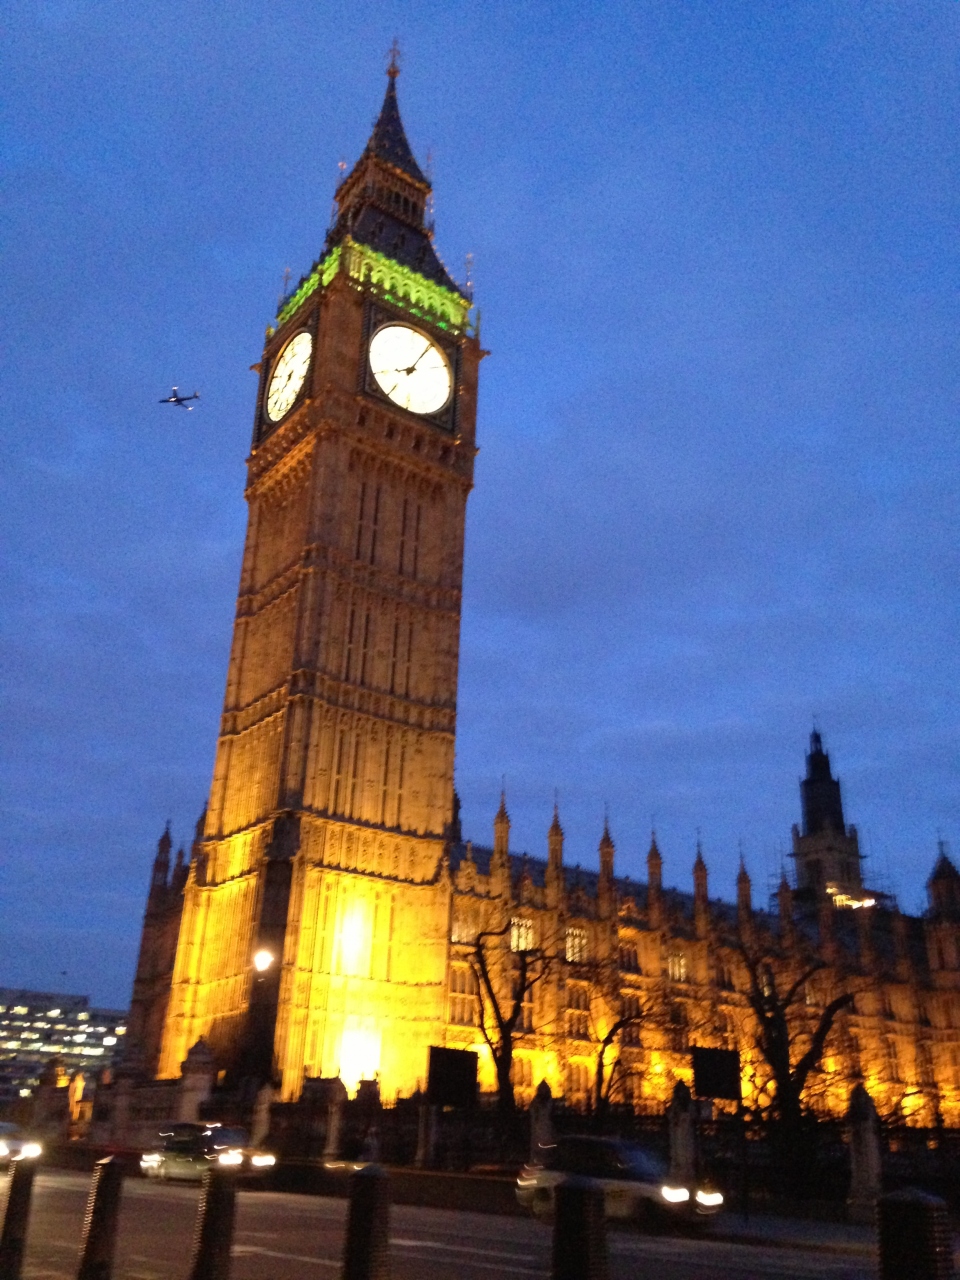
[337,904,369,977]
[252,949,274,972]
[339,1024,381,1096]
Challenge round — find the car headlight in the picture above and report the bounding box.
[250,1154,276,1167]
[140,1153,162,1167]
[696,1189,724,1207]
[660,1185,690,1203]
[218,1150,244,1166]
[0,1143,8,1158]
[15,1143,42,1161]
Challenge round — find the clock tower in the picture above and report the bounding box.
[157,62,480,1101]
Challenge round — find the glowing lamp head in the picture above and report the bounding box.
[252,949,274,973]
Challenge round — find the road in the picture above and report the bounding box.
[20,1172,875,1280]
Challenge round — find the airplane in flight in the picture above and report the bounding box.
[159,387,200,409]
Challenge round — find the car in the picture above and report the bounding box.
[0,1122,43,1167]
[516,1135,724,1227]
[139,1122,276,1181]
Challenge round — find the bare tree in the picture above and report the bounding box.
[738,936,853,1128]
[470,921,553,1117]
[737,931,854,1192]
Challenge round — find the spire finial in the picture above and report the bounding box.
[387,38,401,80]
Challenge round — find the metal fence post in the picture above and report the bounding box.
[76,1157,124,1280]
[0,1159,39,1280]
[878,1188,954,1280]
[341,1165,390,1280]
[552,1176,608,1280]
[187,1167,237,1280]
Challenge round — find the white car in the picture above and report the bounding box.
[517,1135,723,1226]
[0,1122,42,1167]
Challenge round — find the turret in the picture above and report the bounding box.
[151,825,172,893]
[598,821,615,917]
[491,792,511,897]
[736,858,752,928]
[693,843,709,938]
[647,834,663,929]
[791,730,863,897]
[546,804,564,909]
[927,842,960,920]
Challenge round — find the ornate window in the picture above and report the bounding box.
[884,1036,901,1083]
[619,945,640,973]
[565,927,588,963]
[451,904,475,944]
[510,917,535,953]
[667,951,688,983]
[566,983,591,1040]
[567,1060,590,1097]
[621,993,642,1046]
[449,965,477,1026]
[511,1056,533,1088]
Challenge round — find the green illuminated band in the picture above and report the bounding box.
[275,237,470,333]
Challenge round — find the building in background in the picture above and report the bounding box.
[0,989,126,1105]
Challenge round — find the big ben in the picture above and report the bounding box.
[157,59,480,1102]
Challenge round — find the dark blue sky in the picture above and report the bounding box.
[2,1,958,1007]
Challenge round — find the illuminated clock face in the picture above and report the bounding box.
[368,324,452,416]
[266,331,313,422]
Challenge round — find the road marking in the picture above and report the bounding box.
[391,1238,536,1262]
[232,1245,338,1268]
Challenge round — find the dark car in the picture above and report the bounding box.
[140,1122,275,1181]
[517,1135,723,1225]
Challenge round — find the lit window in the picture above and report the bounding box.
[103,1036,117,1046]
[510,918,534,953]
[565,927,587,963]
[77,1013,89,1022]
[46,1009,60,1017]
[667,952,688,983]
[449,966,478,1026]
[566,984,591,1040]
[13,1007,27,1015]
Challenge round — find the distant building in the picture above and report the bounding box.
[0,989,127,1104]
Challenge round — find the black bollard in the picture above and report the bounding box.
[342,1165,390,1280]
[0,1159,39,1280]
[77,1157,124,1280]
[552,1176,608,1280]
[878,1188,954,1280]
[187,1167,237,1280]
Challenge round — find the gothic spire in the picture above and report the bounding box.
[363,55,427,186]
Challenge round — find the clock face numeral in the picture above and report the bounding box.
[368,324,452,416]
[266,331,313,422]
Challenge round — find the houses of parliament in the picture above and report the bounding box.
[125,65,960,1126]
